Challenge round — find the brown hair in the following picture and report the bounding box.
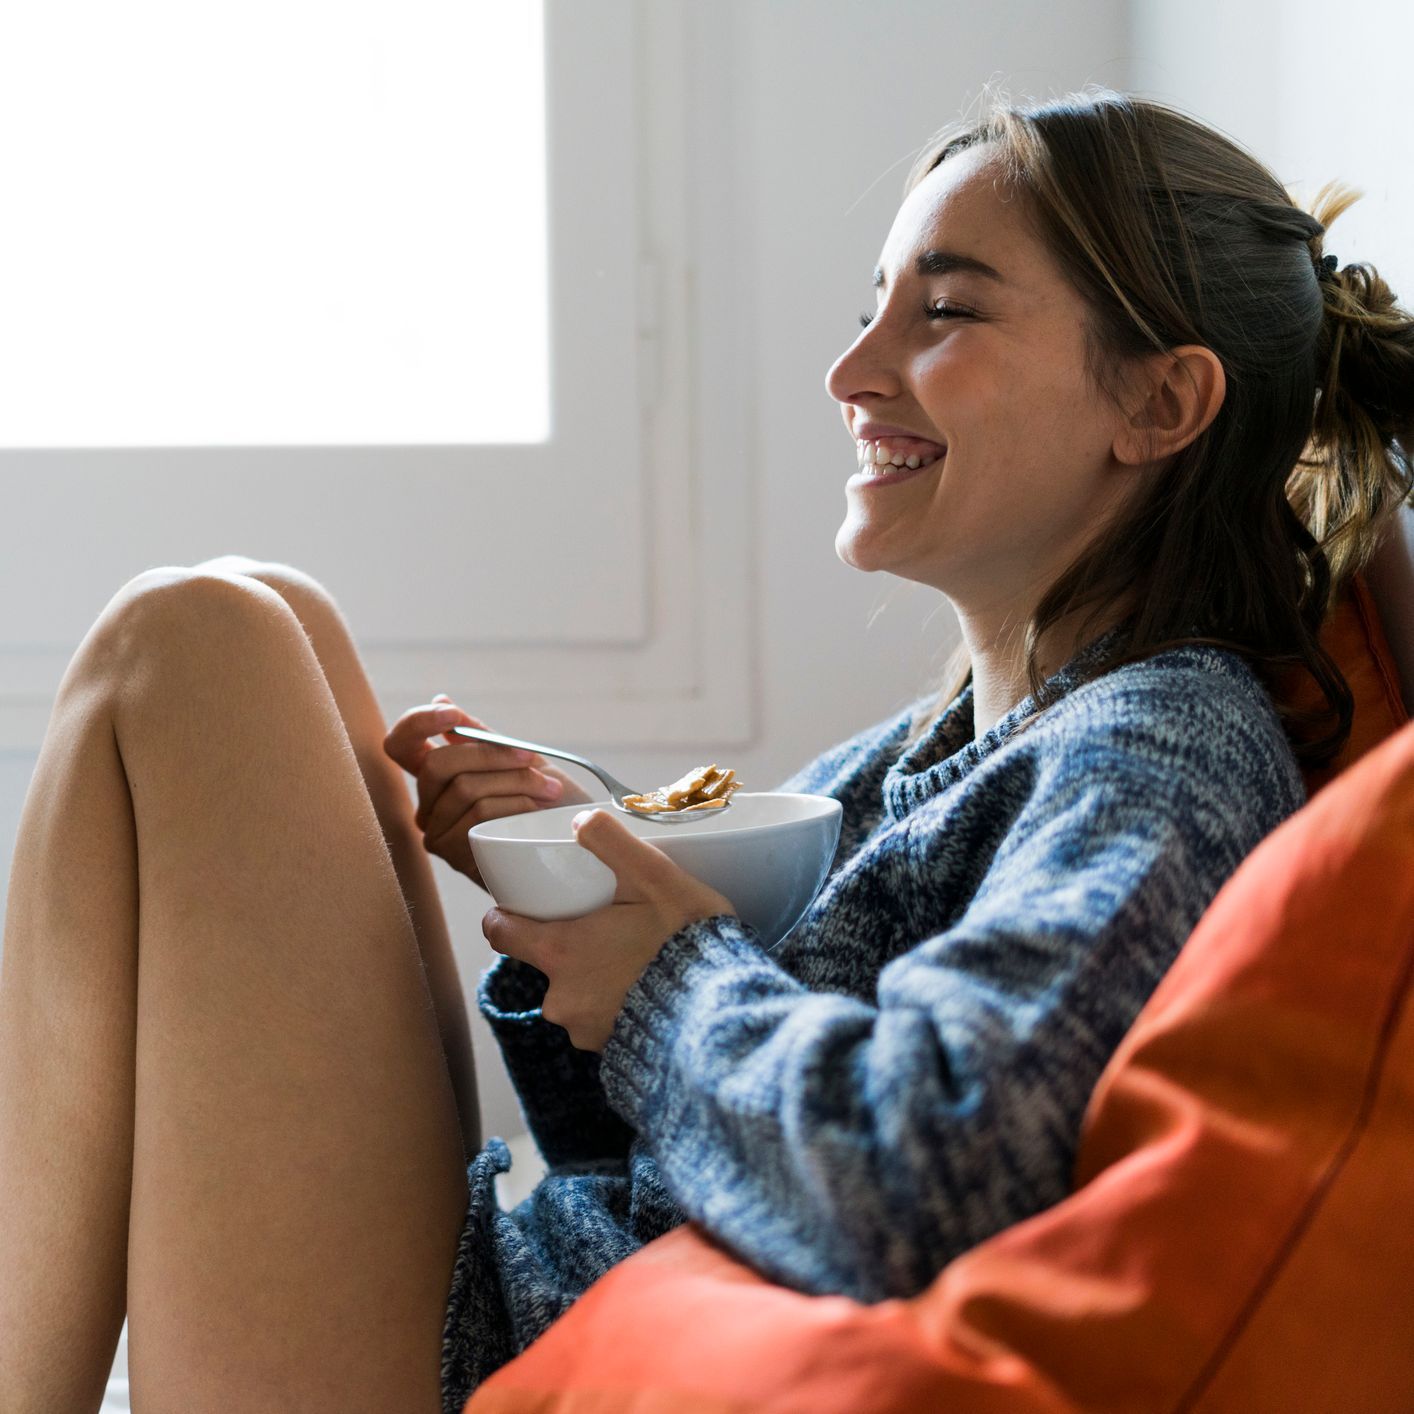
[899,86,1414,766]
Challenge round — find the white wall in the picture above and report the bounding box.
[2,0,1131,1144]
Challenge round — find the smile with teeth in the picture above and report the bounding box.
[854,436,946,473]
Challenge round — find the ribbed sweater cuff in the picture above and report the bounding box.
[599,912,765,1126]
[477,955,635,1167]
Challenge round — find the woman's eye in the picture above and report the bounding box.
[857,301,974,329]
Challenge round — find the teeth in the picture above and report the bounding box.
[853,438,945,474]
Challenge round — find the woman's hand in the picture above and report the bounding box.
[481,807,738,1052]
[382,695,593,886]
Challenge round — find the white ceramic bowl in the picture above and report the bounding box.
[468,793,843,950]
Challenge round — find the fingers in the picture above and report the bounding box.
[383,700,487,775]
[479,907,566,967]
[426,794,548,875]
[384,699,543,781]
[413,743,554,827]
[570,807,682,896]
[386,699,595,890]
[538,763,596,807]
[419,766,563,838]
[480,906,533,960]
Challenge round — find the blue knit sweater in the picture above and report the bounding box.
[439,625,1308,1410]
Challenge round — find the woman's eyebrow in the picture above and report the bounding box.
[872,249,1007,288]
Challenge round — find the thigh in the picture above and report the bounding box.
[188,554,483,1155]
[96,569,466,1413]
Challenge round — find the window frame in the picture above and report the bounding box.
[0,0,757,751]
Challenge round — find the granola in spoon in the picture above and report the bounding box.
[620,763,742,815]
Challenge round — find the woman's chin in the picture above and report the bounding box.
[836,527,946,587]
[835,525,894,573]
[834,532,866,571]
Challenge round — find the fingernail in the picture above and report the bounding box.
[435,707,459,726]
[540,776,563,796]
[572,810,596,830]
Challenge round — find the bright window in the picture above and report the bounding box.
[0,0,548,447]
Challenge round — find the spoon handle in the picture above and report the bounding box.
[449,725,635,800]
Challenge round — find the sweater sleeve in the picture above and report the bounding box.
[476,955,634,1169]
[597,706,1304,1301]
[476,699,920,1170]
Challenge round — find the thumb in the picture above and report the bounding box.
[571,808,676,895]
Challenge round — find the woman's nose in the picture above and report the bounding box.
[824,318,900,407]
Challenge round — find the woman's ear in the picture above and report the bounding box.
[1113,345,1227,467]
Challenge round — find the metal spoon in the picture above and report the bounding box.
[449,725,733,825]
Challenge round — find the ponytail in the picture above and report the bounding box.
[1290,180,1414,593]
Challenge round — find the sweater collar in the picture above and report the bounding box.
[882,618,1134,820]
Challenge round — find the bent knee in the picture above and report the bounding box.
[191,555,340,623]
[57,566,301,712]
[192,554,322,598]
[86,565,294,668]
[109,563,290,622]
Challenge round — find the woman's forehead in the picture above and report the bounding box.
[877,149,1036,291]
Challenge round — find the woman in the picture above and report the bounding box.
[2,87,1411,1413]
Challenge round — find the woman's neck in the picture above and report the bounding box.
[960,601,1130,741]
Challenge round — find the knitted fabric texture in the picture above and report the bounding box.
[439,626,1307,1412]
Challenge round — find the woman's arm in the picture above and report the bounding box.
[596,692,1305,1301]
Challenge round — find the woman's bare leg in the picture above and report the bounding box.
[0,567,468,1413]
[0,600,142,1412]
[191,555,480,1158]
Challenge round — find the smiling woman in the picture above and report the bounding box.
[432,86,1412,1407]
[829,142,1221,738]
[828,140,1206,637]
[836,97,1413,753]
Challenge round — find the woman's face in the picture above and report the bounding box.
[826,144,1142,618]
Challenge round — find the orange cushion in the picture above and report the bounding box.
[466,589,1414,1414]
[1285,571,1408,797]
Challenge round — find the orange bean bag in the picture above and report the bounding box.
[466,577,1413,1414]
